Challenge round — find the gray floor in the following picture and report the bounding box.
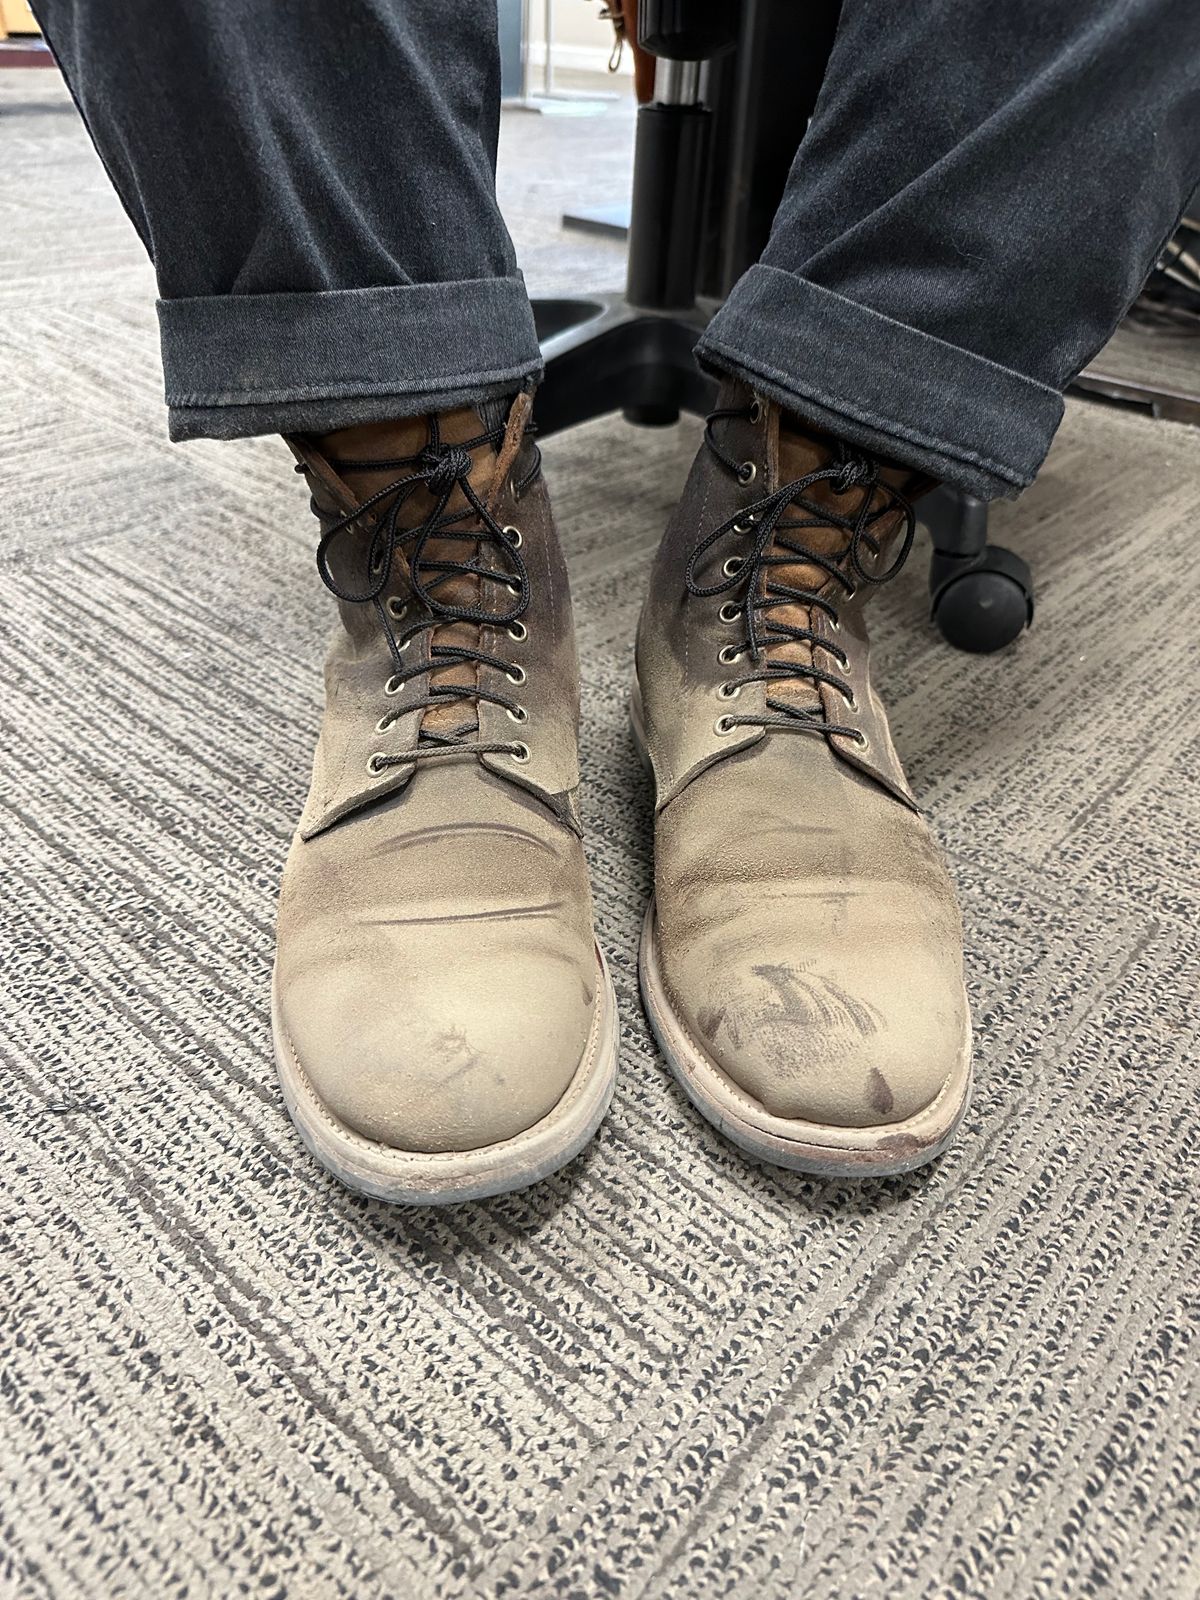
[3,73,1200,1600]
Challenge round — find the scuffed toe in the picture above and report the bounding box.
[666,943,961,1129]
[278,950,595,1154]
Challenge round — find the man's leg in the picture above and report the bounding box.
[35,0,543,439]
[698,0,1200,500]
[36,0,618,1202]
[636,0,1199,1174]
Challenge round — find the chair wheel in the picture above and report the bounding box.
[931,545,1033,654]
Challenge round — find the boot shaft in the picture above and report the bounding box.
[636,379,927,812]
[286,395,584,839]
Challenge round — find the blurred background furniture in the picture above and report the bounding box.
[1076,213,1200,423]
[0,0,54,65]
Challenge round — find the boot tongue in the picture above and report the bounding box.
[315,408,499,741]
[762,419,911,713]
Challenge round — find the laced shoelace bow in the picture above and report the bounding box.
[685,403,917,744]
[300,417,537,769]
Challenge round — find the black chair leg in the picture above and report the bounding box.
[531,295,715,439]
[921,486,1034,653]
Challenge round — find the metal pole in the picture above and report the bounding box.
[655,58,702,105]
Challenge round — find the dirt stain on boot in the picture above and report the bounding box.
[753,963,882,1037]
[867,1067,894,1116]
[697,1005,724,1041]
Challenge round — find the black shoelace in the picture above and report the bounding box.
[301,417,536,770]
[685,402,917,746]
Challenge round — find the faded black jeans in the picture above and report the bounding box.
[34,0,1200,498]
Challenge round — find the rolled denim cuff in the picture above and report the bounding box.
[158,277,543,440]
[696,265,1064,499]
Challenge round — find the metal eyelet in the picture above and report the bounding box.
[718,644,741,665]
[367,753,388,775]
[840,690,857,711]
[503,525,523,549]
[387,596,408,619]
[510,741,531,763]
[748,399,764,424]
[718,602,741,624]
[738,461,757,485]
[507,704,529,724]
[374,714,394,734]
[722,556,744,578]
[384,673,405,695]
[732,515,758,535]
[508,620,528,642]
[714,715,736,736]
[854,732,869,748]
[506,664,527,685]
[717,682,741,700]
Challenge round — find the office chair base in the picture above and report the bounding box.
[532,293,716,438]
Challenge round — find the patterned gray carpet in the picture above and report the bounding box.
[3,73,1200,1600]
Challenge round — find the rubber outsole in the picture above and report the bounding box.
[272,944,619,1205]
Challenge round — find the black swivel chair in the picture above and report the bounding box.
[528,0,1035,655]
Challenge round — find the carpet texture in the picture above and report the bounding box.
[3,74,1200,1600]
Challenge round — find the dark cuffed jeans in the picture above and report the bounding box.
[34,0,1200,499]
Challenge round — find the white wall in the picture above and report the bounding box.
[521,0,634,83]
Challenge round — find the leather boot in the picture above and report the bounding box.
[274,395,618,1203]
[634,381,972,1176]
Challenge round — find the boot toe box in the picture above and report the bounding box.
[278,951,596,1155]
[661,918,968,1132]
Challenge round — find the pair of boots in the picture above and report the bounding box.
[273,388,972,1204]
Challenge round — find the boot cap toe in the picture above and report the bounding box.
[278,956,595,1155]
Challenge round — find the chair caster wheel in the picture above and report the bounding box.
[930,545,1034,654]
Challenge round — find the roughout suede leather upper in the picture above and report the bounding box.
[637,380,970,1129]
[274,398,599,1154]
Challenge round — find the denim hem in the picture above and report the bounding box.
[696,265,1065,500]
[165,374,542,442]
[158,277,543,440]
